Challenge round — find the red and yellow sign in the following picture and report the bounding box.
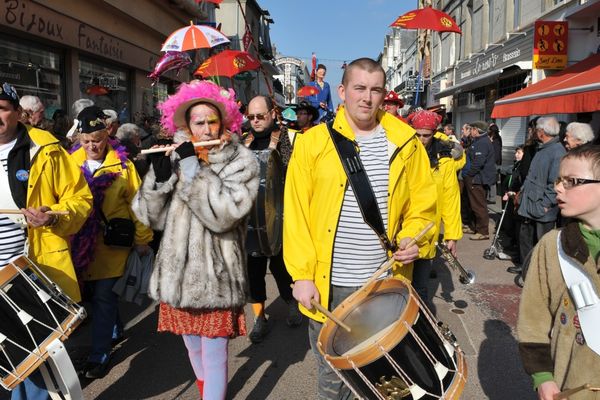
[533,20,568,69]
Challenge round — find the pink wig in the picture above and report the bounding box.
[158,80,243,136]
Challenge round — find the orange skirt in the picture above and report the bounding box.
[157,302,247,338]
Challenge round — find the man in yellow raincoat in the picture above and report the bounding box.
[283,59,436,399]
[0,82,92,399]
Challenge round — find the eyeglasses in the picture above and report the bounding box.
[247,110,272,121]
[554,176,600,189]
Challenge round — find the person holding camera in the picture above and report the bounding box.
[70,106,153,380]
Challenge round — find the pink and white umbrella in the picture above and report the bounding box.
[161,22,230,52]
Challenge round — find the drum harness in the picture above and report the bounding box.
[327,122,415,256]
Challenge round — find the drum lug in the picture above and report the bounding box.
[434,362,449,380]
[409,384,427,399]
[17,310,33,325]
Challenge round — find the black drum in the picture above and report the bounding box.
[247,149,284,257]
[0,256,86,390]
[318,278,467,399]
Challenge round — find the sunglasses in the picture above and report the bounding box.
[554,176,600,190]
[247,110,272,121]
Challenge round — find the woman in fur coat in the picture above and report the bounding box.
[132,81,259,400]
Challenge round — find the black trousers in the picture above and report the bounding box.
[464,177,489,235]
[519,218,555,267]
[247,251,293,303]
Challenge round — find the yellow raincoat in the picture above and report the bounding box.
[26,127,93,302]
[71,145,152,281]
[423,154,463,259]
[283,107,437,322]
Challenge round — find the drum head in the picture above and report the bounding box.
[247,149,283,257]
[331,286,409,357]
[263,150,283,255]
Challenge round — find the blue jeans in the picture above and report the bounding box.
[86,277,119,364]
[11,371,49,400]
[308,285,357,400]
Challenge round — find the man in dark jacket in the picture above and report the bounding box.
[464,121,496,240]
[243,95,299,343]
[510,116,566,274]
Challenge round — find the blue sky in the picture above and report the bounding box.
[259,0,414,106]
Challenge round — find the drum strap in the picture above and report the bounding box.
[327,122,398,252]
[556,232,600,356]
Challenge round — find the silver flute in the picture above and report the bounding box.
[435,242,475,285]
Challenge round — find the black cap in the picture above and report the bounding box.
[77,106,108,133]
[0,83,20,109]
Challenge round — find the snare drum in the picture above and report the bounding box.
[246,149,284,257]
[318,278,467,400]
[0,255,86,390]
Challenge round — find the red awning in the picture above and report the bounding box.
[491,54,600,119]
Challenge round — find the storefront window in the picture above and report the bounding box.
[141,82,168,118]
[79,58,129,121]
[0,36,63,118]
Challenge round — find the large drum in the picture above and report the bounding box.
[247,149,284,257]
[0,256,86,390]
[318,278,467,399]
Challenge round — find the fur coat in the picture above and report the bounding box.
[132,137,259,310]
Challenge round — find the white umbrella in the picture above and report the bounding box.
[161,22,230,52]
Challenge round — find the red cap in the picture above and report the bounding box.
[383,91,404,107]
[407,110,442,131]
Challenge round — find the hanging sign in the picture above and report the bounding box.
[533,20,568,69]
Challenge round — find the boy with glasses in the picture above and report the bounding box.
[517,144,600,400]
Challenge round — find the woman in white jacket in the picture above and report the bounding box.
[133,81,259,400]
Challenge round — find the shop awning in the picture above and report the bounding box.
[491,54,600,119]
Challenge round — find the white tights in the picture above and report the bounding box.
[182,335,229,400]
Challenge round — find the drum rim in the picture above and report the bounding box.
[317,278,420,370]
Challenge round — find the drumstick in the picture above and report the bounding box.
[0,209,69,216]
[553,383,592,399]
[290,284,351,333]
[140,140,221,154]
[359,221,435,291]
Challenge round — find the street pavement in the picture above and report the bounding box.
[1,202,537,399]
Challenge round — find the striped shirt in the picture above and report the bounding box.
[0,139,26,267]
[331,125,389,286]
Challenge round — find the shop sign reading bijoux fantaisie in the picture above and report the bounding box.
[455,29,533,85]
[1,0,158,72]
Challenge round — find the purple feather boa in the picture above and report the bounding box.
[70,141,129,275]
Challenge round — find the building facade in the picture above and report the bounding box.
[384,0,600,164]
[0,0,216,120]
[216,0,280,105]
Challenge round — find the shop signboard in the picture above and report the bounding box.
[0,62,37,87]
[1,0,159,72]
[533,20,568,70]
[455,28,533,86]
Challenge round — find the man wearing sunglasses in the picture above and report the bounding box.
[0,82,92,399]
[510,116,566,275]
[243,95,299,343]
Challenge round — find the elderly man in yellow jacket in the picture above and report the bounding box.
[407,110,463,304]
[0,83,93,400]
[283,58,436,400]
